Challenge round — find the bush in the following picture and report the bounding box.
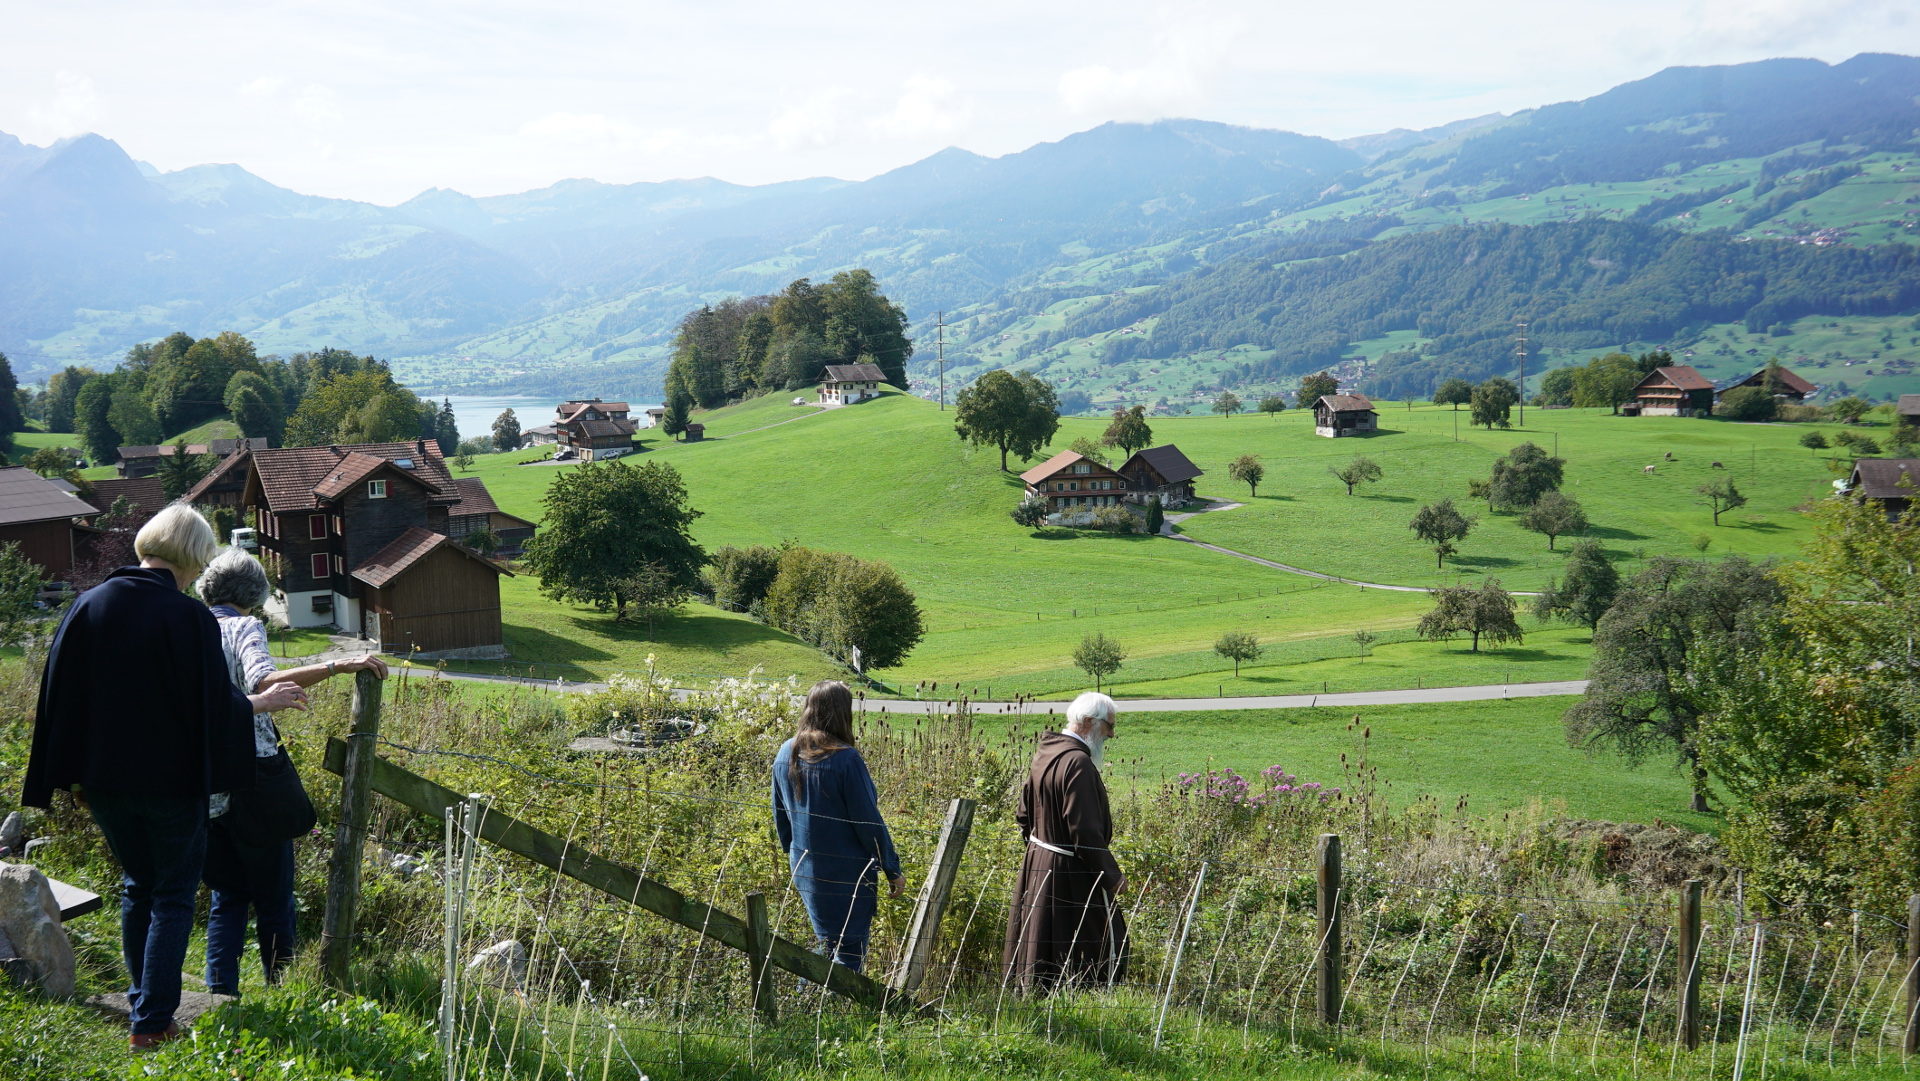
[1090,504,1139,533]
[706,544,782,613]
[1716,385,1778,421]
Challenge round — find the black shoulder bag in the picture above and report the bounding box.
[220,718,317,847]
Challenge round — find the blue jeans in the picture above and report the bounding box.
[203,818,296,996]
[86,790,208,1035]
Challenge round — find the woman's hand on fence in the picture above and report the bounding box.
[888,875,907,900]
[347,654,390,679]
[253,682,310,714]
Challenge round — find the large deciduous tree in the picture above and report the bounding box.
[1212,391,1242,418]
[763,545,924,670]
[1408,498,1475,568]
[1488,441,1564,510]
[492,409,522,452]
[954,369,1059,471]
[1329,455,1382,496]
[523,460,706,621]
[1227,454,1264,498]
[1520,491,1588,549]
[1433,377,1473,410]
[1571,353,1641,413]
[1469,377,1518,430]
[75,377,118,464]
[1298,372,1339,404]
[1102,405,1153,455]
[1562,555,1782,813]
[1416,580,1523,653]
[1213,631,1261,677]
[1532,540,1621,629]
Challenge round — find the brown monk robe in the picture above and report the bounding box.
[1001,731,1128,991]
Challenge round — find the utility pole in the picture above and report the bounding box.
[1515,319,1529,426]
[937,310,947,410]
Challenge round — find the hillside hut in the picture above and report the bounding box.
[1897,395,1920,430]
[1628,366,1715,416]
[1118,445,1204,507]
[820,363,887,405]
[0,467,97,579]
[1313,394,1379,437]
[1845,458,1919,521]
[352,526,511,657]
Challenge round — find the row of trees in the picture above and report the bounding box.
[707,544,924,670]
[662,271,912,412]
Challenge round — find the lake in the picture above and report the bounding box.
[437,395,662,445]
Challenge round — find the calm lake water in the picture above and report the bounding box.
[437,395,662,444]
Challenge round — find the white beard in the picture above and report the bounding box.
[1081,730,1107,768]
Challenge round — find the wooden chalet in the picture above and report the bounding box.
[1846,458,1919,521]
[553,399,638,461]
[181,445,257,511]
[820,362,887,405]
[1897,395,1920,430]
[447,477,537,557]
[0,468,97,580]
[1717,365,1816,403]
[116,437,266,478]
[1119,445,1204,507]
[81,476,167,528]
[1313,394,1379,437]
[237,440,522,656]
[1626,366,1715,417]
[352,527,511,656]
[1019,450,1131,515]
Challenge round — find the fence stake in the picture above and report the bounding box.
[1316,833,1343,1027]
[891,798,977,997]
[320,669,384,988]
[1679,878,1703,1051]
[1906,893,1919,1056]
[1154,861,1208,1049]
[746,891,778,1025]
[438,807,457,1079]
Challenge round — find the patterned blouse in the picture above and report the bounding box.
[208,605,283,818]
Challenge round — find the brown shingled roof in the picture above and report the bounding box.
[351,526,511,588]
[183,448,254,503]
[1122,444,1205,485]
[1652,366,1715,391]
[0,468,97,525]
[1897,394,1920,418]
[1018,449,1087,485]
[83,477,167,524]
[447,477,500,517]
[1849,458,1920,499]
[251,441,453,513]
[1316,393,1376,413]
[822,363,887,384]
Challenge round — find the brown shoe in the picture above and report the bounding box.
[129,1023,182,1052]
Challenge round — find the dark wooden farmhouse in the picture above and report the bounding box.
[1313,394,1379,437]
[181,446,258,512]
[0,468,98,580]
[116,437,266,478]
[352,526,511,656]
[820,363,887,405]
[1897,395,1920,430]
[553,399,638,461]
[1019,450,1132,514]
[1717,365,1816,403]
[1846,458,1919,521]
[1626,366,1715,416]
[1119,445,1204,507]
[447,478,538,557]
[236,440,521,657]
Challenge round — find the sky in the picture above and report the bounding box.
[2,0,1916,206]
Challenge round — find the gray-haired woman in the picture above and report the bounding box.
[193,547,388,996]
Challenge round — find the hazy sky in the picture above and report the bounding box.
[3,0,1915,205]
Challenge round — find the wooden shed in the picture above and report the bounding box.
[1629,366,1715,416]
[1313,394,1379,437]
[350,526,511,658]
[1717,365,1816,403]
[1845,458,1919,522]
[0,468,97,579]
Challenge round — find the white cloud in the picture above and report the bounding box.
[516,112,696,157]
[240,77,285,98]
[25,70,100,138]
[1056,16,1233,118]
[868,75,972,139]
[292,84,345,127]
[768,89,857,150]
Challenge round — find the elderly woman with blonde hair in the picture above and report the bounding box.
[193,547,388,998]
[22,504,308,1050]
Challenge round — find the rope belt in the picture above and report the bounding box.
[1028,836,1074,857]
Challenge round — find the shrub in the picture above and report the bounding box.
[1716,385,1778,421]
[1090,504,1138,533]
[706,544,782,613]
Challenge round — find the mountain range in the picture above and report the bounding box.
[2,52,1918,406]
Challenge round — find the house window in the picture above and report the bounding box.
[309,553,329,580]
[308,514,327,540]
[368,479,387,499]
[334,555,344,574]
[1074,463,1090,474]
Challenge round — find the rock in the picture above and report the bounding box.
[466,939,528,992]
[388,852,426,877]
[0,864,76,997]
[0,812,26,852]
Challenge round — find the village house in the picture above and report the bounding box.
[819,362,887,405]
[1019,450,1132,515]
[1845,458,1919,521]
[236,440,518,657]
[1118,445,1204,507]
[1897,395,1920,430]
[0,467,98,580]
[181,446,258,512]
[519,424,559,447]
[1625,366,1716,416]
[116,437,267,478]
[447,477,538,557]
[81,476,168,528]
[552,398,639,461]
[1717,365,1816,403]
[1313,394,1379,437]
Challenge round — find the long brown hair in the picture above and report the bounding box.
[789,680,855,785]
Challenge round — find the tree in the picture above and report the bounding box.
[435,398,460,455]
[1416,580,1524,653]
[1352,629,1377,660]
[1488,442,1565,510]
[108,386,162,447]
[1571,353,1641,414]
[463,528,501,558]
[1144,496,1164,535]
[1696,477,1748,525]
[75,377,118,464]
[1227,454,1264,498]
[453,452,475,472]
[953,369,1059,471]
[1563,555,1783,812]
[224,370,281,442]
[1298,372,1339,404]
[1433,377,1473,410]
[1717,385,1777,422]
[1011,494,1051,529]
[24,447,76,478]
[1102,405,1153,455]
[1469,377,1518,429]
[1827,396,1871,424]
[156,440,214,501]
[0,352,23,438]
[1212,391,1243,418]
[1329,455,1382,496]
[282,369,425,447]
[43,367,95,434]
[1072,632,1125,692]
[1258,395,1287,418]
[1067,437,1109,465]
[1535,367,1576,408]
[1408,498,1474,569]
[1798,431,1828,454]
[1532,540,1621,630]
[762,546,924,669]
[1519,491,1588,550]
[0,542,41,647]
[522,460,706,621]
[1213,631,1261,677]
[492,409,522,452]
[660,391,691,440]
[1890,423,1918,453]
[614,561,695,637]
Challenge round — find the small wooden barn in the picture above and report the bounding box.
[1118,445,1204,507]
[1628,366,1715,417]
[1718,365,1816,403]
[1846,458,1919,521]
[352,526,511,657]
[1313,394,1379,437]
[0,468,97,579]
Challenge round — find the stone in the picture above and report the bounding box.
[388,852,427,877]
[0,811,26,852]
[0,863,76,997]
[466,938,528,992]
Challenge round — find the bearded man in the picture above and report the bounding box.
[1001,691,1129,991]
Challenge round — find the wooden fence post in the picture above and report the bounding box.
[320,669,384,988]
[1678,878,1703,1051]
[1906,893,1919,1057]
[746,891,777,1025]
[889,798,976,997]
[1316,833,1343,1027]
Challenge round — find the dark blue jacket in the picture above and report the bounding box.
[21,566,255,808]
[772,740,901,883]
